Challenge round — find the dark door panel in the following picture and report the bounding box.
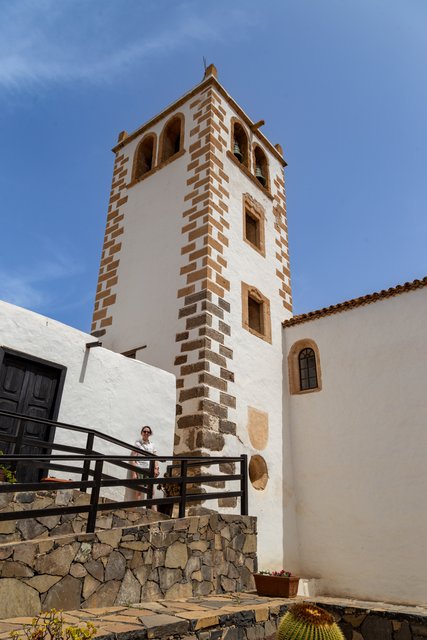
[0,349,66,482]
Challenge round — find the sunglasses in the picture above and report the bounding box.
[142,430,151,434]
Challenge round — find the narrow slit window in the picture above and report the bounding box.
[242,282,271,343]
[242,194,265,256]
[245,211,260,248]
[248,296,263,334]
[298,348,318,390]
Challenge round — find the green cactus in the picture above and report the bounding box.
[277,602,345,640]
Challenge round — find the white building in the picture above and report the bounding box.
[0,300,176,486]
[90,65,427,605]
[282,278,427,605]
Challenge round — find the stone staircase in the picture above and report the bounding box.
[0,488,257,618]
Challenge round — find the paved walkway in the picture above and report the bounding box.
[0,593,290,640]
[1,593,426,640]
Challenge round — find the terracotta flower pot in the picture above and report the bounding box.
[254,573,300,598]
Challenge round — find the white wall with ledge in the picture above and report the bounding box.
[283,287,427,605]
[0,300,176,487]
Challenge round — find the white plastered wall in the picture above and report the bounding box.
[283,288,427,604]
[101,103,193,374]
[0,301,176,493]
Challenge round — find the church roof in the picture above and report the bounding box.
[283,275,427,327]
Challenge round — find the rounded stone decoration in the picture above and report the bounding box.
[249,455,269,490]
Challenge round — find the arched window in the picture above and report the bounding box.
[253,145,269,190]
[298,348,318,390]
[288,339,322,394]
[232,120,249,168]
[133,134,156,181]
[160,114,184,163]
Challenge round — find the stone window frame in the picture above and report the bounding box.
[252,143,270,193]
[158,112,185,165]
[131,132,157,184]
[241,282,272,344]
[288,338,322,395]
[242,193,266,257]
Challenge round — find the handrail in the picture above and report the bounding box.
[0,408,249,531]
[0,452,248,530]
[0,408,153,457]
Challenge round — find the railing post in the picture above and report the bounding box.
[13,418,25,456]
[178,459,188,518]
[10,418,25,478]
[240,454,248,516]
[86,459,103,533]
[81,433,94,491]
[147,460,155,501]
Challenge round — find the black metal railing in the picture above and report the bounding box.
[0,409,248,532]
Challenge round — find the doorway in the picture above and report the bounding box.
[0,348,66,483]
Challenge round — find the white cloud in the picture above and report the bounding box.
[0,0,257,90]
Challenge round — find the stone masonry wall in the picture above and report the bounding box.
[0,513,257,619]
[0,489,166,544]
[308,599,427,640]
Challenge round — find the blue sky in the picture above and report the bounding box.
[1,0,426,331]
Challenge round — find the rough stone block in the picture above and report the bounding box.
[165,541,188,569]
[2,561,34,578]
[35,544,75,576]
[82,579,120,608]
[0,577,40,618]
[42,575,82,612]
[105,550,126,581]
[116,569,141,605]
[360,615,392,640]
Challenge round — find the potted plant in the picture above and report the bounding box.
[254,569,300,598]
[0,450,16,484]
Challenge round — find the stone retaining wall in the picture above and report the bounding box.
[0,513,257,619]
[308,598,427,640]
[0,489,166,543]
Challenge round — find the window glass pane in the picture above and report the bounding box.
[245,212,259,247]
[298,348,318,390]
[248,296,263,334]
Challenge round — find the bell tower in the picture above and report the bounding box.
[91,65,292,564]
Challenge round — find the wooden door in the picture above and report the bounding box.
[0,350,66,482]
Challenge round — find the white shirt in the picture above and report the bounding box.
[134,439,157,469]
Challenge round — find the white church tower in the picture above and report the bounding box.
[91,65,293,564]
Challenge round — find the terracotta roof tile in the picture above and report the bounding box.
[283,276,427,328]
